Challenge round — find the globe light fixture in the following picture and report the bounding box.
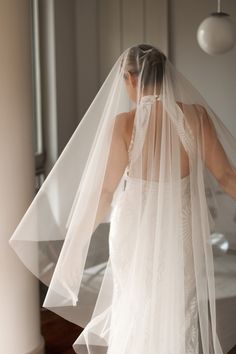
[197,0,236,55]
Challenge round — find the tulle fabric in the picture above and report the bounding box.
[9,45,236,353]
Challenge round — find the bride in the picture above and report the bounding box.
[9,44,236,353]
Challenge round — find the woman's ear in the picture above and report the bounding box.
[127,72,137,88]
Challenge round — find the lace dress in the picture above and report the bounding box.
[108,172,199,354]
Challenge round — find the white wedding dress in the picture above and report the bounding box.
[107,171,199,353]
[102,106,200,352]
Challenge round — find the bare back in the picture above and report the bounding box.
[123,101,190,180]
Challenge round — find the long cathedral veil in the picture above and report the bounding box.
[9,44,236,353]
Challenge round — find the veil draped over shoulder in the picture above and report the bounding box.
[9,44,236,353]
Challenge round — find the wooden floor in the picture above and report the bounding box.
[41,308,236,354]
[40,308,82,354]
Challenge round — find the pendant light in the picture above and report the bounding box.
[197,0,236,55]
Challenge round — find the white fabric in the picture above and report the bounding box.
[9,45,236,353]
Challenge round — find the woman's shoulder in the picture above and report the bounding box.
[114,110,135,132]
[176,101,207,116]
[114,110,136,147]
[176,101,212,137]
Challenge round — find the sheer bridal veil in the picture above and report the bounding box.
[9,44,236,353]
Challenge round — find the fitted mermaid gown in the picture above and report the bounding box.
[106,171,199,353]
